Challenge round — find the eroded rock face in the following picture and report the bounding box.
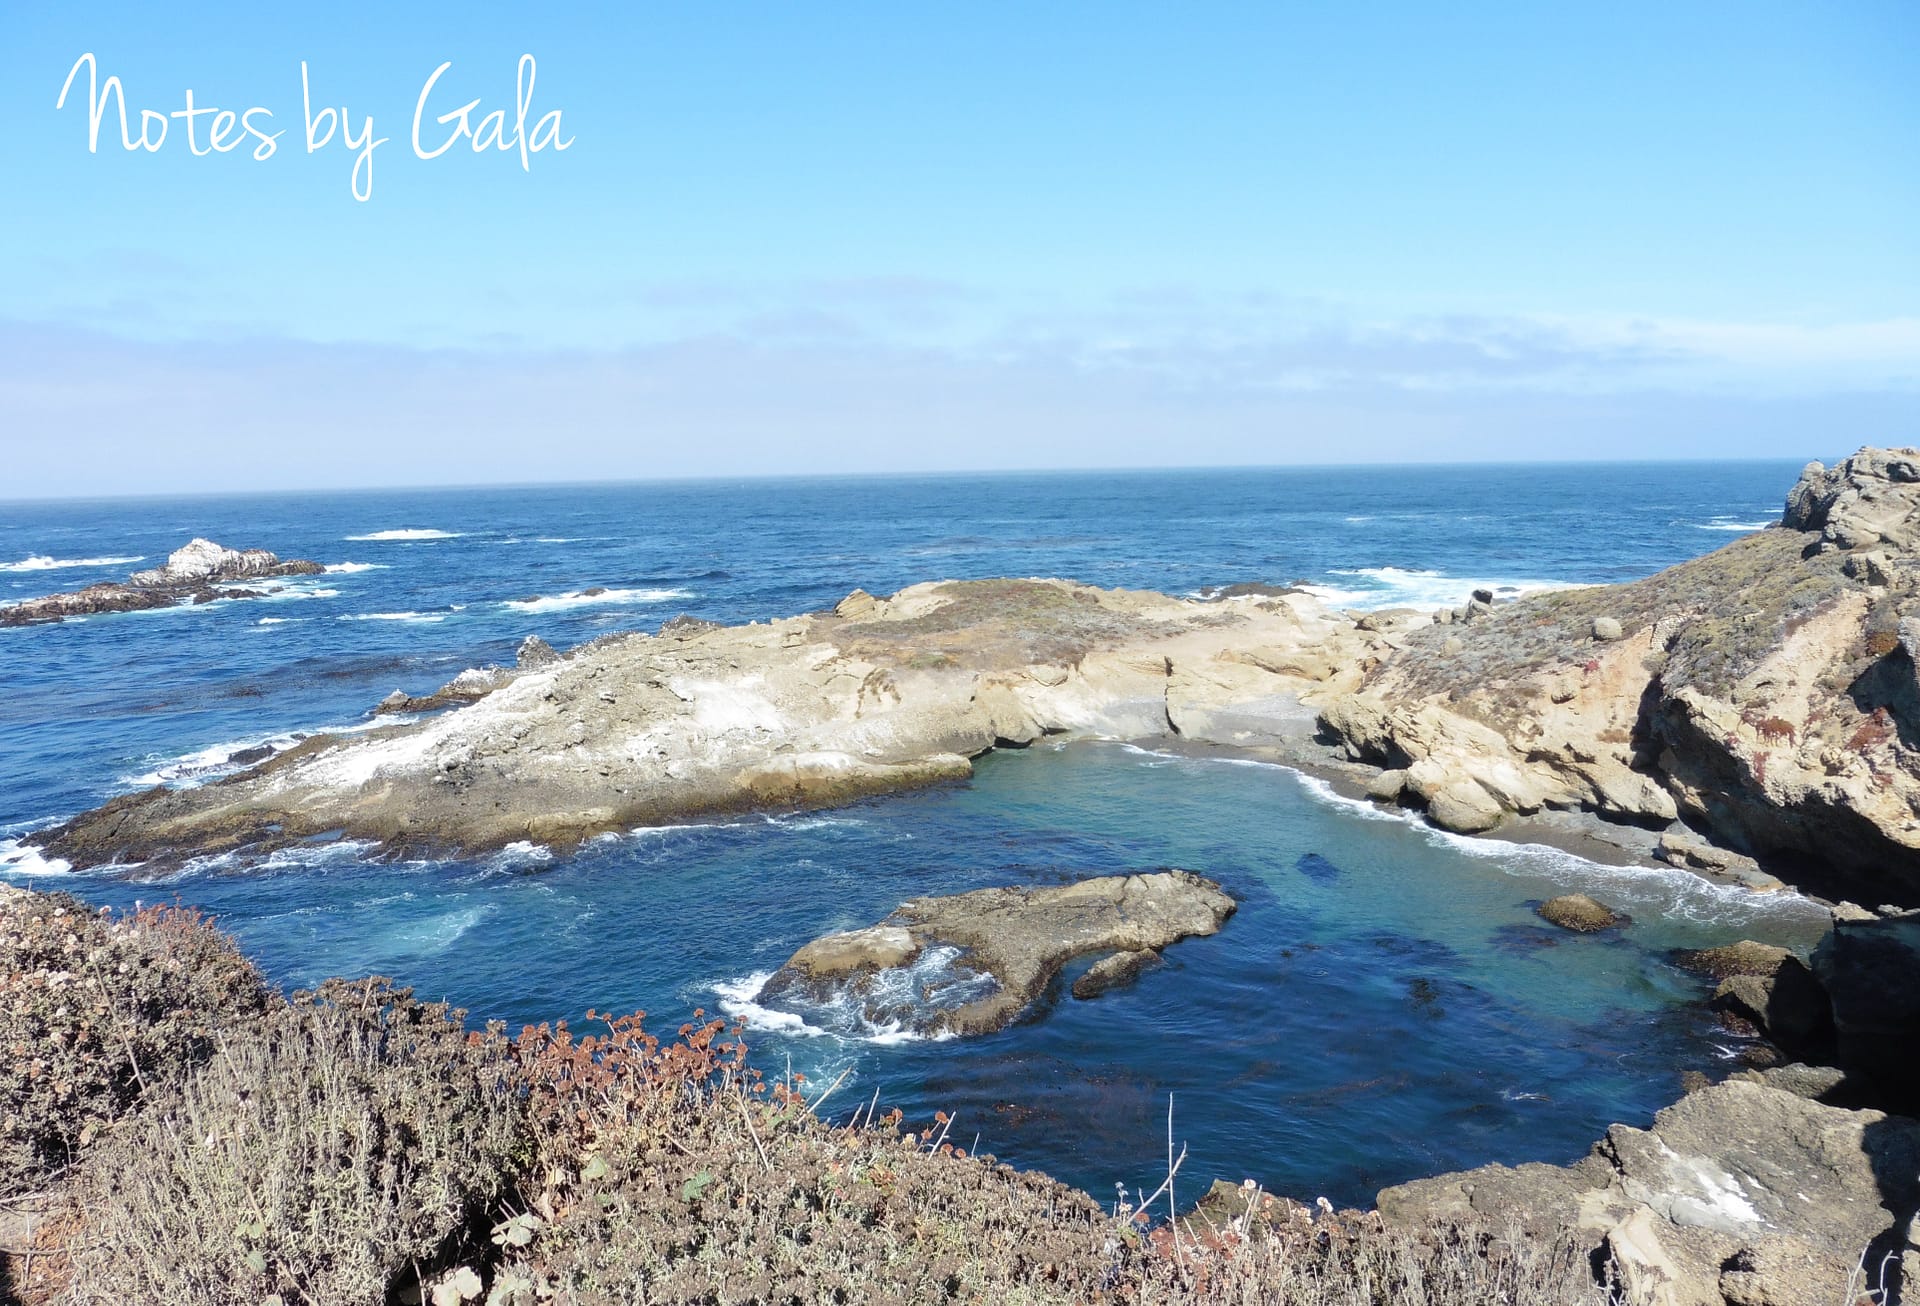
[753,872,1235,1037]
[1784,448,1920,552]
[1315,446,1920,903]
[1377,1080,1920,1306]
[1813,914,1920,1113]
[1,539,323,627]
[30,579,1399,870]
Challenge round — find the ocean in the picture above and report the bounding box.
[0,461,1832,1207]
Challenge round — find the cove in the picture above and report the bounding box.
[40,739,1829,1209]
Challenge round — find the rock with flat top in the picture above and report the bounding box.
[1537,893,1626,933]
[755,872,1234,1036]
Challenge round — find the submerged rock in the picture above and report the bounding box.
[1536,893,1626,933]
[1,539,322,627]
[754,872,1234,1037]
[1071,948,1160,1000]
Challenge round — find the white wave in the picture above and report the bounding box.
[1285,769,1829,931]
[1115,742,1826,931]
[763,814,868,831]
[122,715,415,790]
[338,611,446,623]
[1341,516,1372,524]
[501,587,690,613]
[714,970,948,1046]
[1299,566,1590,612]
[1695,520,1772,532]
[256,617,304,626]
[0,554,143,573]
[324,561,390,573]
[0,838,72,876]
[123,731,308,787]
[343,529,461,541]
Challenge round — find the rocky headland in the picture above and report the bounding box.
[1319,448,1920,906]
[0,538,323,627]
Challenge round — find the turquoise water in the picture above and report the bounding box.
[0,463,1831,1205]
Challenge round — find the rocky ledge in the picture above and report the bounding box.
[752,871,1235,1036]
[1317,447,1920,904]
[1378,1077,1920,1306]
[30,577,1394,869]
[0,538,323,627]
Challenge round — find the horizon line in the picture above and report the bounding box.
[0,451,1833,508]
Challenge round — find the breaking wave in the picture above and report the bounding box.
[0,554,143,573]
[1296,567,1590,611]
[501,587,690,613]
[343,529,461,541]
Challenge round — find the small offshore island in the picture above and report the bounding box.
[6,451,1920,1305]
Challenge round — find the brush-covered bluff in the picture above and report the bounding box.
[1319,447,1920,902]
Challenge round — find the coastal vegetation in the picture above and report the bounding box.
[3,888,1607,1305]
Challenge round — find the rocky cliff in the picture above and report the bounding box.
[1317,448,1920,904]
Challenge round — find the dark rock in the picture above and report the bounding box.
[1708,956,1833,1059]
[1536,893,1626,933]
[658,614,722,638]
[1812,913,1920,1112]
[1071,948,1160,1000]
[1471,587,1495,605]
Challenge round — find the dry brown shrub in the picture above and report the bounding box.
[0,893,268,1196]
[60,978,521,1306]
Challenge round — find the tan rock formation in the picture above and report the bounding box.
[32,579,1395,869]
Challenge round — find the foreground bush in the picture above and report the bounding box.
[0,889,267,1195]
[60,978,522,1305]
[6,891,1612,1304]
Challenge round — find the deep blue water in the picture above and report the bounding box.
[0,463,1831,1207]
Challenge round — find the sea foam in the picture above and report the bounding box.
[344,529,461,541]
[501,587,690,613]
[1298,566,1590,611]
[0,554,143,573]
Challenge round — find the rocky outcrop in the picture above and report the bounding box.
[1,539,323,627]
[752,871,1234,1036]
[1315,446,1920,904]
[1784,448,1920,552]
[1813,912,1920,1114]
[28,579,1399,869]
[1378,1079,1920,1306]
[1537,893,1626,933]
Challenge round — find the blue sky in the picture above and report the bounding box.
[2,2,1915,495]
